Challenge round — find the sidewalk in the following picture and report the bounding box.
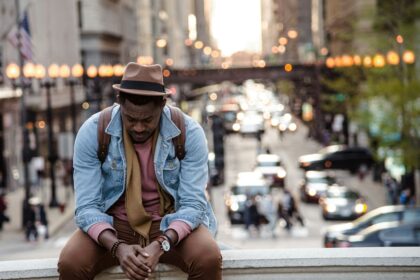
[0,178,75,256]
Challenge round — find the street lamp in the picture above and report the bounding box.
[6,63,33,228]
[39,63,60,207]
[6,63,20,79]
[69,64,83,138]
[373,54,386,68]
[387,51,400,65]
[86,65,99,112]
[402,50,415,64]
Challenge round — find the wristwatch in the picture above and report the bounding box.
[156,236,171,252]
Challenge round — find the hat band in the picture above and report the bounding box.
[120,80,165,93]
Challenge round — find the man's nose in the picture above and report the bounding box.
[133,122,146,133]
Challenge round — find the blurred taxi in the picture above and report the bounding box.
[299,170,336,203]
[319,186,367,220]
[254,154,286,188]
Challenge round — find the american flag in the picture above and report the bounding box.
[7,10,34,61]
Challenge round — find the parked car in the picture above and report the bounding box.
[254,154,286,188]
[298,145,374,173]
[225,171,270,224]
[299,170,336,203]
[334,221,420,247]
[319,185,367,220]
[323,205,420,247]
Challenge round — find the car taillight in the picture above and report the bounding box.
[324,242,334,248]
[337,241,351,248]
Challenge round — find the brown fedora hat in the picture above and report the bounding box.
[112,62,169,96]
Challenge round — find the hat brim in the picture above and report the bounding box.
[112,84,170,96]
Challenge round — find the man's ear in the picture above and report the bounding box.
[161,97,167,108]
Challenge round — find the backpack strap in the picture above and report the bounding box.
[169,106,186,160]
[97,104,117,164]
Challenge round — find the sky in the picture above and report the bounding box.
[211,0,262,57]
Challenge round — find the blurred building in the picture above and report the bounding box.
[0,0,82,191]
[136,0,214,68]
[261,0,315,64]
[79,0,138,67]
[325,0,376,56]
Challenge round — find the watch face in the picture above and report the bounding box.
[161,240,170,251]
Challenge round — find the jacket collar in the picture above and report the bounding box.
[106,104,180,141]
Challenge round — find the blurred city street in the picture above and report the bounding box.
[0,0,419,269]
[0,115,388,260]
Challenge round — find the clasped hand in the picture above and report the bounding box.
[116,241,163,280]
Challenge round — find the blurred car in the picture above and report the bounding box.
[254,154,286,188]
[299,170,336,203]
[224,171,270,224]
[323,205,420,247]
[238,110,265,136]
[269,111,283,128]
[319,185,367,220]
[220,103,240,134]
[277,113,297,133]
[334,221,420,247]
[298,145,374,173]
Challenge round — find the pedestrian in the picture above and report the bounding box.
[58,63,222,280]
[383,172,398,205]
[0,190,10,231]
[357,164,368,181]
[399,188,415,206]
[258,193,278,238]
[282,189,304,230]
[244,194,261,236]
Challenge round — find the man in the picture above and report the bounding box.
[58,63,222,280]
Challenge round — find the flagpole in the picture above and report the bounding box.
[15,0,32,229]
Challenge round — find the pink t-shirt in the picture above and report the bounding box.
[88,136,191,244]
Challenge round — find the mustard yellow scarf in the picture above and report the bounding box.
[123,126,173,245]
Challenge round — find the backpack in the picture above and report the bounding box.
[97,104,186,164]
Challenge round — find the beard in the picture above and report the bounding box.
[129,130,152,144]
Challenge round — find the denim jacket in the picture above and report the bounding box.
[73,105,217,236]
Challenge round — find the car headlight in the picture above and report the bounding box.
[288,122,297,131]
[354,203,367,214]
[232,123,241,131]
[277,169,286,178]
[301,162,310,167]
[308,189,317,196]
[230,201,239,211]
[279,123,287,131]
[271,119,279,126]
[326,204,336,213]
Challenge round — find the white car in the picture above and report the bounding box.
[254,154,286,188]
[238,110,265,136]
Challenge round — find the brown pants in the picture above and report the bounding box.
[58,219,222,280]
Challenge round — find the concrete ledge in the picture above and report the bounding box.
[1,247,420,279]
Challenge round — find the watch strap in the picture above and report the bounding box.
[156,235,170,252]
[163,232,175,246]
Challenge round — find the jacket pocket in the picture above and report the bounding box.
[163,159,180,186]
